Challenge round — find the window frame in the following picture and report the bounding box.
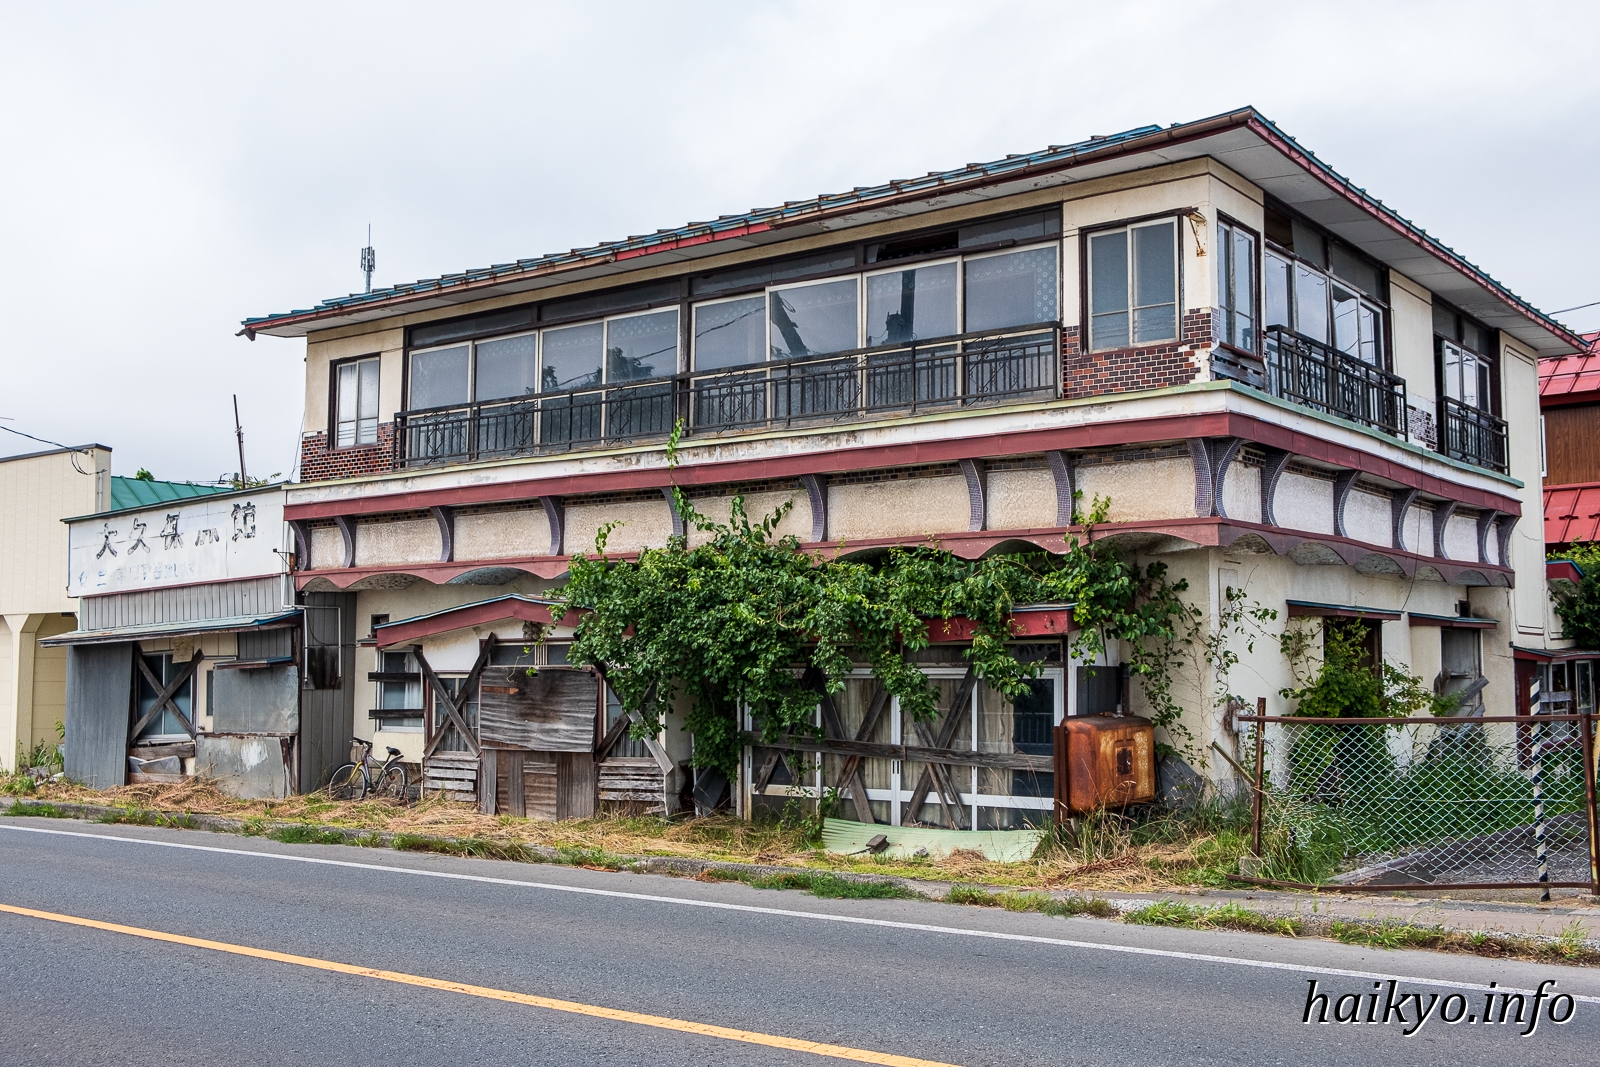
[1432,300,1501,417]
[330,355,382,450]
[1261,216,1391,370]
[1214,213,1261,356]
[1082,213,1184,353]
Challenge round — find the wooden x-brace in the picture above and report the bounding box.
[901,666,978,830]
[129,649,204,742]
[416,636,496,759]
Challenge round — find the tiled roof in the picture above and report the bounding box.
[108,475,233,512]
[1544,482,1600,546]
[1539,332,1600,402]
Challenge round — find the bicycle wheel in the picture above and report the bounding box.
[326,762,366,802]
[372,764,409,806]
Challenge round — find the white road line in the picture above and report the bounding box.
[3,822,1595,1004]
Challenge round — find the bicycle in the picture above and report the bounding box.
[326,739,409,805]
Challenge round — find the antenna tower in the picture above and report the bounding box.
[360,224,375,293]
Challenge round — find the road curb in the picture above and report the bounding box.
[5,797,1598,954]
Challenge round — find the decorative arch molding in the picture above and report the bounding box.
[1188,437,1244,518]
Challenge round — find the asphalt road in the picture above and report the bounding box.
[1,816,1596,1067]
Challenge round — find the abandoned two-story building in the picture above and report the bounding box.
[235,107,1582,826]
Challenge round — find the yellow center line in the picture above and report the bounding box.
[0,901,960,1067]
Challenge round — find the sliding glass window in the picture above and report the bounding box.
[865,261,958,346]
[964,246,1058,332]
[1088,219,1178,351]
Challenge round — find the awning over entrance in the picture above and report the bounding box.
[1407,611,1498,629]
[370,594,565,649]
[1284,600,1402,622]
[40,610,302,647]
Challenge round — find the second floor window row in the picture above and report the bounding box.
[404,244,1060,410]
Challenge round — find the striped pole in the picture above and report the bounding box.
[1530,669,1550,902]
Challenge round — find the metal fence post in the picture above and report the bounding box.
[1582,710,1600,896]
[1251,696,1265,859]
[1530,669,1550,902]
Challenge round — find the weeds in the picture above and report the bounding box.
[1123,900,1302,936]
[269,825,349,846]
[95,808,195,830]
[1,801,65,818]
[944,885,1117,918]
[702,867,921,900]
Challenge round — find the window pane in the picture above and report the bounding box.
[409,346,470,410]
[1264,251,1291,329]
[1088,231,1128,316]
[1294,265,1328,343]
[1216,226,1232,343]
[1133,304,1176,344]
[1432,304,1458,341]
[694,296,766,371]
[474,334,538,401]
[606,309,678,383]
[866,261,957,346]
[1332,285,1361,356]
[336,363,358,447]
[1088,232,1128,351]
[1132,221,1176,309]
[770,278,858,359]
[540,322,604,393]
[356,359,379,443]
[964,247,1057,332]
[1090,311,1129,350]
[1232,229,1255,350]
[1357,303,1379,366]
[1328,243,1379,295]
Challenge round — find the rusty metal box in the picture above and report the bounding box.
[1053,715,1156,815]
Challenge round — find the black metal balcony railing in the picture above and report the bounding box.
[1438,395,1509,474]
[395,325,1060,468]
[1264,326,1407,438]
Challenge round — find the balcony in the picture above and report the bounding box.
[1438,395,1509,474]
[395,325,1060,469]
[1264,326,1407,439]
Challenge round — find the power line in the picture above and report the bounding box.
[1551,300,1600,315]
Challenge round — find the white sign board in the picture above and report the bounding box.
[68,490,286,598]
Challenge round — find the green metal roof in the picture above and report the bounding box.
[108,475,233,512]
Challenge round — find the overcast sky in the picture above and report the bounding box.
[2,1,1596,482]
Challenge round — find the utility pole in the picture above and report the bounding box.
[233,394,248,489]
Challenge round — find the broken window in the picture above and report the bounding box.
[1088,219,1177,350]
[865,261,958,346]
[769,277,859,360]
[372,650,423,732]
[133,653,194,743]
[335,357,380,447]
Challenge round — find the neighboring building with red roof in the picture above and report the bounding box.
[1540,331,1600,548]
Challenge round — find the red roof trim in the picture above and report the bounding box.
[373,597,567,648]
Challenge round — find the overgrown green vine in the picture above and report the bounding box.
[550,424,1198,776]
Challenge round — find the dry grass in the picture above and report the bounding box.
[15,777,1251,892]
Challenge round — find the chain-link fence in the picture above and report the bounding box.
[1241,714,1600,891]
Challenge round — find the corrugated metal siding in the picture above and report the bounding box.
[64,642,134,789]
[79,576,287,631]
[298,591,356,793]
